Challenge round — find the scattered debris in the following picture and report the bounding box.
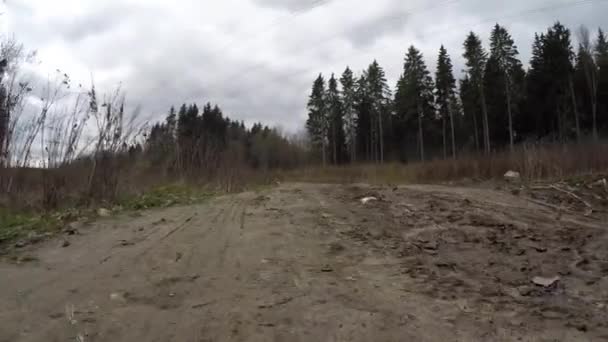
[504,170,521,182]
[532,276,560,288]
[192,300,215,309]
[258,296,296,309]
[258,322,276,327]
[360,196,378,204]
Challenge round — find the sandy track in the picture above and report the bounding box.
[1,183,607,341]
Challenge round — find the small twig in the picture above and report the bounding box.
[548,185,592,209]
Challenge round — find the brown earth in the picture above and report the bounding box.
[1,183,607,341]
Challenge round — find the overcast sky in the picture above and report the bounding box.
[4,0,607,132]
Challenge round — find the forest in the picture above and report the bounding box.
[305,22,608,164]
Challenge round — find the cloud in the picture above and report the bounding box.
[5,0,608,134]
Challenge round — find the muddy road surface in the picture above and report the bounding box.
[1,183,607,341]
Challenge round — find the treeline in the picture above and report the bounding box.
[306,22,608,164]
[144,102,305,176]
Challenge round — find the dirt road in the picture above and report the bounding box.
[1,183,607,341]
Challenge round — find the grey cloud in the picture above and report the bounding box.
[7,0,608,134]
[253,0,331,12]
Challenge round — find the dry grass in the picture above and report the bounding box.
[283,142,608,184]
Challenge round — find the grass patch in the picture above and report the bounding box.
[0,209,62,245]
[0,184,215,248]
[117,184,215,210]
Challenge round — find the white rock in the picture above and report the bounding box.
[504,170,521,182]
[360,197,378,204]
[532,276,560,287]
[97,208,111,217]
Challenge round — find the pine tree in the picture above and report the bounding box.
[435,45,457,159]
[463,32,491,153]
[326,74,346,164]
[306,74,328,165]
[395,46,435,161]
[488,24,525,150]
[364,60,391,163]
[340,67,357,162]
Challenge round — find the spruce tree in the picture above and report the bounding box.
[463,32,491,153]
[575,26,598,140]
[340,67,357,162]
[435,45,458,159]
[395,46,435,161]
[355,74,372,161]
[306,74,328,165]
[595,28,608,134]
[326,74,346,164]
[364,61,391,163]
[488,24,525,150]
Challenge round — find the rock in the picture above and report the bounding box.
[61,240,71,248]
[360,197,378,204]
[321,265,333,272]
[110,292,126,303]
[504,171,521,182]
[14,240,27,248]
[97,208,111,217]
[532,276,560,287]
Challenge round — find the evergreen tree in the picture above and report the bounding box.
[306,74,328,165]
[340,67,357,162]
[487,24,525,150]
[574,26,598,140]
[326,74,346,164]
[463,32,491,153]
[364,60,391,163]
[355,74,372,161]
[395,46,435,161]
[435,45,458,159]
[459,76,482,150]
[595,28,608,134]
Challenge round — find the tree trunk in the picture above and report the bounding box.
[332,124,337,165]
[569,76,581,142]
[480,84,491,154]
[449,98,456,160]
[378,110,384,164]
[321,140,326,167]
[442,116,447,159]
[505,73,514,152]
[417,102,425,162]
[472,109,480,151]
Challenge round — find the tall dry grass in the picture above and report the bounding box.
[282,142,608,184]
